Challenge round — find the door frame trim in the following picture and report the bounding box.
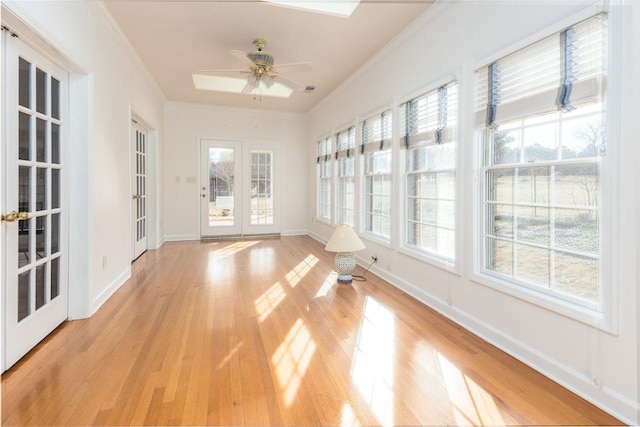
[2,5,93,322]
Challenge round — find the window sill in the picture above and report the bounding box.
[398,246,459,275]
[315,217,333,227]
[360,231,392,249]
[469,271,616,335]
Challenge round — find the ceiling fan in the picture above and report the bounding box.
[196,39,313,98]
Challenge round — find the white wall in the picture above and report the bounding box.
[163,102,308,240]
[3,1,166,316]
[308,1,639,423]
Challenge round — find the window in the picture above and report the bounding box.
[361,110,392,240]
[336,126,356,226]
[475,14,607,312]
[400,81,458,261]
[317,136,332,222]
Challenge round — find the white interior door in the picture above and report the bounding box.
[200,140,242,237]
[3,33,69,371]
[131,122,147,260]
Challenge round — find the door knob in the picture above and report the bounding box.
[1,211,29,222]
[132,194,142,200]
[201,194,207,198]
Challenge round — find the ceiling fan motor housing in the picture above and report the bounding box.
[248,38,275,71]
[248,51,275,68]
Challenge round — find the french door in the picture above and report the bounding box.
[2,34,69,370]
[131,122,147,260]
[200,139,279,237]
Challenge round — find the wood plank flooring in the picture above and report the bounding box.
[2,236,622,426]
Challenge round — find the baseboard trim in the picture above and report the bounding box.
[91,268,131,316]
[282,229,309,236]
[308,230,327,245]
[164,234,200,242]
[311,236,638,425]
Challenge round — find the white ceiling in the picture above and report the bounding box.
[104,0,433,113]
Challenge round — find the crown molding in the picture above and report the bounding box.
[85,0,166,102]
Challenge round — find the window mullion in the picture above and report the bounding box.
[550,164,557,292]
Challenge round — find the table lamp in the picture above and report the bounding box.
[325,224,366,284]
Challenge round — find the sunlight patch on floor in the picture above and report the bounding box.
[272,318,317,406]
[341,402,361,427]
[215,341,244,371]
[214,240,260,257]
[285,254,319,287]
[207,241,260,277]
[351,297,395,427]
[254,281,287,322]
[437,352,506,426]
[315,271,339,298]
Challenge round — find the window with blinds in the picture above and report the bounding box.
[475,14,606,128]
[335,126,356,226]
[475,14,607,312]
[361,109,393,240]
[400,81,458,148]
[317,136,332,221]
[361,110,392,153]
[400,81,458,261]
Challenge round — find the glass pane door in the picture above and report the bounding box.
[242,141,280,236]
[199,140,280,238]
[4,35,68,371]
[200,140,242,236]
[132,123,147,259]
[250,150,273,225]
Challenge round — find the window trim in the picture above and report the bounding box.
[334,122,357,226]
[398,77,460,271]
[358,105,394,243]
[471,4,617,333]
[336,156,356,227]
[316,134,333,224]
[361,148,393,244]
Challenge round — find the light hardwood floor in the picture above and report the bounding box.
[2,236,622,426]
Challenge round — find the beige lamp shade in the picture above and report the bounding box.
[325,224,366,253]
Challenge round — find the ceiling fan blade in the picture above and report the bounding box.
[230,49,254,67]
[275,74,306,92]
[198,69,247,74]
[275,61,314,73]
[241,75,258,93]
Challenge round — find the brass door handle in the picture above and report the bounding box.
[201,194,207,198]
[1,211,29,222]
[132,194,142,200]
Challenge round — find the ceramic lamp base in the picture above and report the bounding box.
[334,252,356,284]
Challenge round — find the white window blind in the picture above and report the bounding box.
[336,126,356,159]
[361,109,392,154]
[400,81,458,148]
[475,14,606,128]
[316,136,331,163]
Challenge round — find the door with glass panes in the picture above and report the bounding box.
[200,139,279,237]
[131,122,148,260]
[2,34,69,371]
